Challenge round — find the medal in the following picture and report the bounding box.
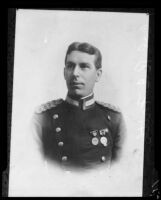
[92,137,99,145]
[99,128,108,136]
[100,136,108,146]
[90,130,98,137]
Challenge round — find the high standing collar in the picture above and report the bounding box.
[65,93,95,110]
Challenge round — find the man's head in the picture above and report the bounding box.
[65,42,102,69]
[64,42,102,99]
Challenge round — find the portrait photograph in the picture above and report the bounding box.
[8,8,150,196]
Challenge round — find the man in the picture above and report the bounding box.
[33,42,126,170]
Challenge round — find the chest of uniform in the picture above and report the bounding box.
[48,107,113,157]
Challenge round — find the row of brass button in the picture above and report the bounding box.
[53,113,107,163]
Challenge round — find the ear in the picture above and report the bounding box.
[64,67,67,80]
[95,68,102,82]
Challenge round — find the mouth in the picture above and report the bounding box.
[70,81,84,88]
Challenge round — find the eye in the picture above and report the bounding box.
[80,63,90,69]
[66,62,75,69]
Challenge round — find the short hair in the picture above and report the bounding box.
[65,42,102,69]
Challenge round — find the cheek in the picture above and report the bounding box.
[89,72,97,81]
[86,73,97,85]
[64,71,71,80]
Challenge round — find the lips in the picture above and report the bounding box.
[70,81,83,85]
[70,81,84,87]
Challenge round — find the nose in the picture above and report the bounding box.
[72,65,80,76]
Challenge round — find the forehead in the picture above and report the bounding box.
[66,50,96,64]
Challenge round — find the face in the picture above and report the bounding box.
[64,50,102,99]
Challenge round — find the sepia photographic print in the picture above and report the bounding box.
[7,8,152,197]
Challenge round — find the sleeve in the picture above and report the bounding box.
[28,113,45,162]
[112,112,126,162]
[23,113,49,174]
[31,113,43,146]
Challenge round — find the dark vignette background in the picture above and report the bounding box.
[5,6,156,197]
[3,8,16,197]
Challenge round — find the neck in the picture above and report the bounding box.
[68,92,93,101]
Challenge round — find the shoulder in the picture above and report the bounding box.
[95,101,121,113]
[35,98,64,114]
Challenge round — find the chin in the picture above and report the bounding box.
[69,90,85,99]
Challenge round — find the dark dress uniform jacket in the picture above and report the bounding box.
[33,94,126,170]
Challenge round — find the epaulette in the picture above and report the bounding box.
[96,101,121,113]
[35,98,63,114]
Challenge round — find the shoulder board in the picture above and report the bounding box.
[35,98,63,114]
[96,101,121,113]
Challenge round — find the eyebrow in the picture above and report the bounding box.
[80,62,90,65]
[66,61,90,65]
[66,61,75,64]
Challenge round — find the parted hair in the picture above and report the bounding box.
[65,42,102,69]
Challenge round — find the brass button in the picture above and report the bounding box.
[58,141,64,146]
[101,156,106,162]
[107,115,111,120]
[56,127,61,132]
[53,114,59,119]
[62,156,68,161]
